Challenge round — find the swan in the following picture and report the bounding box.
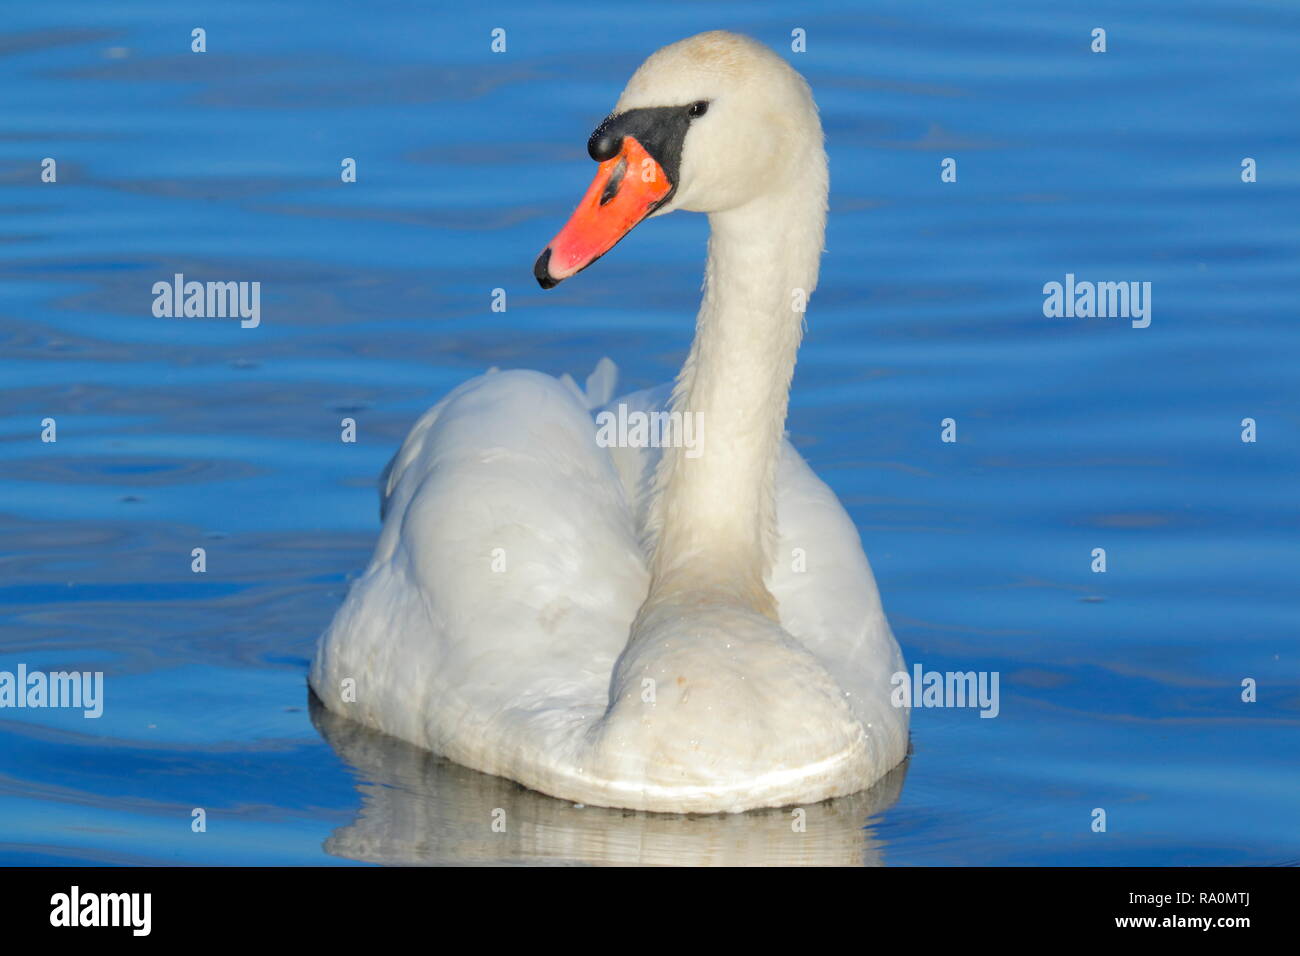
[310,30,909,814]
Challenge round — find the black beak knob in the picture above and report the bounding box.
[587,117,622,162]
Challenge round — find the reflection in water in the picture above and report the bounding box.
[310,694,908,866]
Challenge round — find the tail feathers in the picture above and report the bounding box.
[559,357,619,410]
[585,357,619,408]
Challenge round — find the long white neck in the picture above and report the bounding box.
[643,158,827,618]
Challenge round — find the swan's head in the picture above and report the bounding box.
[534,31,824,288]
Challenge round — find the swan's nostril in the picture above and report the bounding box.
[588,127,622,162]
[599,157,628,206]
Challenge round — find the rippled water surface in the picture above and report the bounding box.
[1,0,1297,865]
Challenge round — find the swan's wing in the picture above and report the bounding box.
[311,367,650,759]
[767,447,907,754]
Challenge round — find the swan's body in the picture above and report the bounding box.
[311,31,908,813]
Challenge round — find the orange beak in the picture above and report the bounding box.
[534,136,672,288]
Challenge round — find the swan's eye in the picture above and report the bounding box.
[687,100,709,118]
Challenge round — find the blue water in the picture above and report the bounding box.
[1,0,1296,865]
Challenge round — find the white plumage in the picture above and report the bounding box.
[311,31,908,813]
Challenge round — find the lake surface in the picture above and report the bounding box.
[1,0,1296,865]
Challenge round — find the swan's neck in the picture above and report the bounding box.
[645,173,826,618]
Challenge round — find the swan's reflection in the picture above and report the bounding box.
[311,694,908,866]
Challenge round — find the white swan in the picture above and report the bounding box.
[310,30,909,814]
